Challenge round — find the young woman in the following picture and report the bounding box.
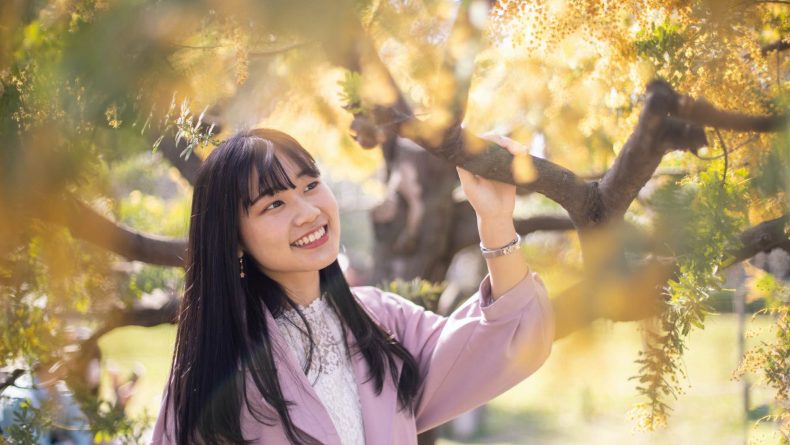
[151,128,554,445]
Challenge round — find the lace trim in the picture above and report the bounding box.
[277,296,344,378]
[275,296,365,445]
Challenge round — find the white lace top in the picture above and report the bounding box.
[274,296,365,445]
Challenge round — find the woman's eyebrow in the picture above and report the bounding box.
[248,170,316,206]
[297,168,319,178]
[248,193,268,206]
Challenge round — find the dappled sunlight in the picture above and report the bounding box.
[1,0,788,442]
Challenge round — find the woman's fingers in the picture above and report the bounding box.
[456,166,479,184]
[480,133,528,156]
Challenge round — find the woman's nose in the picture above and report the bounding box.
[294,199,320,226]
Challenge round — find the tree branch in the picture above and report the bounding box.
[437,128,594,223]
[599,81,709,221]
[0,369,25,394]
[555,215,790,340]
[46,297,180,404]
[41,197,187,267]
[86,297,180,345]
[329,3,597,223]
[157,134,205,187]
[515,215,577,234]
[598,79,785,224]
[674,95,787,133]
[761,38,790,55]
[725,214,790,267]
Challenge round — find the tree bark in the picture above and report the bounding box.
[726,214,790,267]
[158,136,204,187]
[40,197,187,267]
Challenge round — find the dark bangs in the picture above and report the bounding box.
[235,129,321,214]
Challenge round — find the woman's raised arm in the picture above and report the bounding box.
[455,134,531,299]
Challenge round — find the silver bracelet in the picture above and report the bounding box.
[480,233,522,259]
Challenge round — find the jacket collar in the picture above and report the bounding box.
[263,301,401,445]
[346,328,399,445]
[265,308,341,445]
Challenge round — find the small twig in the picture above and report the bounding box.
[170,41,309,56]
[715,128,729,191]
[695,134,758,160]
[170,43,225,50]
[248,42,310,56]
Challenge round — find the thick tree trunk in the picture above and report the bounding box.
[369,144,459,283]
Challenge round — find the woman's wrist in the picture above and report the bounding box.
[478,216,530,300]
[477,215,517,249]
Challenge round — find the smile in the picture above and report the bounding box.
[291,225,328,248]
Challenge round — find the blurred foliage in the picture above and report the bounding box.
[339,70,365,114]
[117,191,190,237]
[384,278,446,314]
[0,0,788,441]
[632,161,750,430]
[0,400,48,444]
[735,278,790,443]
[79,397,151,445]
[1,226,116,368]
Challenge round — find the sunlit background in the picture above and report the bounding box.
[1,0,788,443]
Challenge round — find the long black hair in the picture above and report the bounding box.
[165,129,421,444]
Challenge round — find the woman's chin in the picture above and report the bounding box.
[322,247,341,269]
[304,244,340,272]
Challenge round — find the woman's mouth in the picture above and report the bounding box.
[291,225,329,249]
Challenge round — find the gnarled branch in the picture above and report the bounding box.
[599,81,709,222]
[726,214,790,267]
[761,38,790,55]
[599,80,785,226]
[674,95,787,133]
[437,127,593,222]
[41,197,187,267]
[86,297,180,345]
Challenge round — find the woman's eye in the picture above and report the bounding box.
[305,181,319,191]
[264,200,284,211]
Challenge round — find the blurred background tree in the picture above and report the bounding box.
[0,0,788,443]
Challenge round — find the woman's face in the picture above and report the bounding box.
[238,157,341,285]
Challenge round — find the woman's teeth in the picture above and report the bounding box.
[293,226,326,247]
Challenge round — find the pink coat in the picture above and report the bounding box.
[151,272,554,445]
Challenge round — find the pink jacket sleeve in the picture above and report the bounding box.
[355,272,554,433]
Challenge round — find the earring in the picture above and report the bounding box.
[239,256,245,278]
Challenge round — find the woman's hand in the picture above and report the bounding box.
[455,166,516,220]
[455,133,525,220]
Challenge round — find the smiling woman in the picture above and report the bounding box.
[151,129,554,445]
[237,135,341,303]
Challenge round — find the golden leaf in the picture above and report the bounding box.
[511,153,537,184]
